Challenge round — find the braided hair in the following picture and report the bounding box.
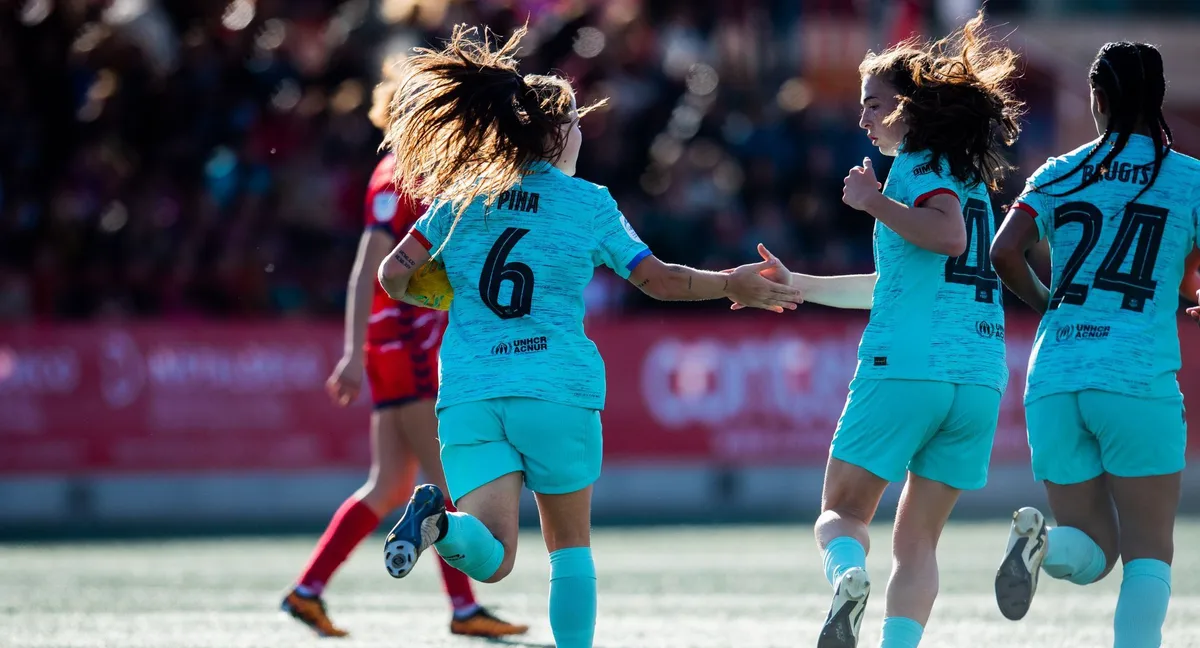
[1034,42,1172,204]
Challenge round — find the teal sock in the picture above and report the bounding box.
[880,616,924,648]
[1042,526,1107,585]
[433,512,504,581]
[1114,559,1171,648]
[548,547,597,648]
[822,536,867,586]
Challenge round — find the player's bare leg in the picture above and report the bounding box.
[283,409,418,637]
[536,487,596,648]
[397,399,528,637]
[816,458,889,648]
[1109,473,1181,648]
[880,474,960,647]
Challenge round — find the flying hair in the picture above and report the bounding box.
[1031,41,1172,205]
[381,24,605,257]
[859,11,1023,191]
[368,56,404,131]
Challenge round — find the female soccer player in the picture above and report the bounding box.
[741,13,1022,648]
[371,25,802,648]
[280,61,527,639]
[990,42,1196,648]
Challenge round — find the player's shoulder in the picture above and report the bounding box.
[891,147,941,175]
[1031,139,1098,180]
[1165,148,1200,175]
[1163,149,1200,212]
[543,169,615,207]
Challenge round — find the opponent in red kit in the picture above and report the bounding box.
[281,63,528,639]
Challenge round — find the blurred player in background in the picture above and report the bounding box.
[372,25,802,648]
[280,60,528,640]
[740,12,1022,648]
[990,41,1196,648]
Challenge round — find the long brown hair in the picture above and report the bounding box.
[859,11,1023,190]
[382,24,604,255]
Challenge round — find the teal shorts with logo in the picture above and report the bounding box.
[437,397,603,503]
[1026,390,1186,485]
[831,378,1002,490]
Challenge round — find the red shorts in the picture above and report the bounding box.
[364,342,439,410]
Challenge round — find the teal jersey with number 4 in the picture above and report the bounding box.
[1015,135,1200,401]
[411,161,651,412]
[855,148,1008,392]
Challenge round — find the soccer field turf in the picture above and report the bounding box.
[6,521,1200,647]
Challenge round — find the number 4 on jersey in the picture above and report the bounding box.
[479,227,535,319]
[944,197,999,303]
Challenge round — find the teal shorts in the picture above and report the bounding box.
[1026,390,1186,484]
[437,397,603,502]
[831,378,1001,490]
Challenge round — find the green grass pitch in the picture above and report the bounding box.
[5,521,1200,647]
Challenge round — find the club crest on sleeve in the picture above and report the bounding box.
[373,192,400,222]
[619,215,643,243]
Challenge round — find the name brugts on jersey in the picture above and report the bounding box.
[496,189,541,213]
[1081,161,1153,186]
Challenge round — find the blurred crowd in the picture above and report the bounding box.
[0,0,1062,321]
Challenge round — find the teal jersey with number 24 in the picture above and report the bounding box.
[411,161,651,412]
[1015,135,1200,402]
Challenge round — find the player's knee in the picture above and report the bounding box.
[817,499,875,527]
[890,525,938,562]
[481,553,517,583]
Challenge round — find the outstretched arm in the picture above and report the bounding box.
[791,273,877,310]
[728,244,873,310]
[628,253,803,313]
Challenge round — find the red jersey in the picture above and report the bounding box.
[363,154,448,348]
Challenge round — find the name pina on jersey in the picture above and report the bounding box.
[496,189,541,213]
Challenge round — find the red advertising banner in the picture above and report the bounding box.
[0,316,1195,474]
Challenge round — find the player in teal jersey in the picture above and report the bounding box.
[736,13,1022,648]
[367,25,802,648]
[990,42,1198,648]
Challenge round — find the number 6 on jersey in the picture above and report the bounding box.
[480,227,535,319]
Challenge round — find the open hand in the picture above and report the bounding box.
[723,245,803,313]
[842,157,882,212]
[729,244,798,311]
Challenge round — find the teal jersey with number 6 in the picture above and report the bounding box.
[1015,135,1200,402]
[411,161,651,412]
[855,148,1008,392]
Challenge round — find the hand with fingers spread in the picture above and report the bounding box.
[728,243,799,311]
[842,157,884,212]
[325,354,364,407]
[722,246,803,313]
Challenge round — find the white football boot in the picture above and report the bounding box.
[818,566,871,648]
[995,506,1048,621]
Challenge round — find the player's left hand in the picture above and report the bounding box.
[1189,289,1200,325]
[842,157,882,212]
